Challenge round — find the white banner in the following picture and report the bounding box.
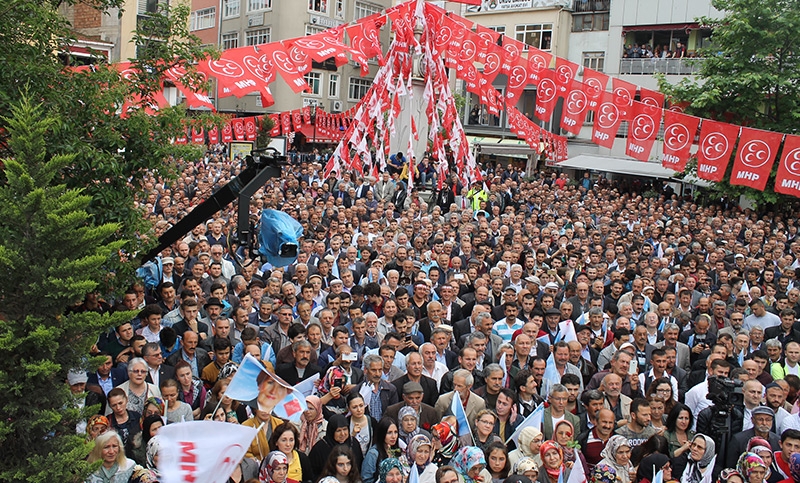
[158,420,258,483]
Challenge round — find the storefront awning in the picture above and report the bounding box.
[468,136,535,157]
[558,154,678,179]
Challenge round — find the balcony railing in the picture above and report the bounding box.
[619,57,704,75]
[573,0,610,12]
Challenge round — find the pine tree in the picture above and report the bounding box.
[0,98,131,483]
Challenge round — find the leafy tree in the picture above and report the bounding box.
[0,98,132,483]
[658,0,800,207]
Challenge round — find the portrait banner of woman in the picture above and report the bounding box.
[224,353,308,421]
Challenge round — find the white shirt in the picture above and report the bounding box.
[639,369,679,401]
[422,361,449,389]
[685,380,711,429]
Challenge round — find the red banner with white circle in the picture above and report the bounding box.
[729,127,782,190]
[774,134,800,196]
[592,91,623,149]
[560,81,590,135]
[696,120,740,182]
[625,100,662,161]
[661,110,700,172]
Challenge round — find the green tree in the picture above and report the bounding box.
[658,0,800,207]
[0,98,132,483]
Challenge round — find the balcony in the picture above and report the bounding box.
[573,0,610,12]
[619,57,704,75]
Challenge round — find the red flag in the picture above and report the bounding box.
[231,118,246,141]
[174,129,188,144]
[280,112,291,135]
[582,68,608,109]
[668,100,691,112]
[245,117,258,141]
[445,19,469,69]
[447,0,481,4]
[258,42,309,94]
[191,127,205,144]
[208,125,219,144]
[269,114,281,137]
[482,43,503,84]
[775,134,800,196]
[526,47,553,84]
[505,58,530,108]
[560,81,590,135]
[729,127,782,190]
[625,101,662,161]
[592,91,622,148]
[302,106,311,125]
[292,110,303,131]
[474,25,499,63]
[639,87,665,109]
[662,110,700,171]
[554,57,579,98]
[696,120,740,181]
[221,122,233,143]
[500,37,527,75]
[534,69,558,122]
[612,78,637,121]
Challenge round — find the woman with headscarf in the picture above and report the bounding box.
[511,458,539,481]
[746,438,778,483]
[379,458,404,483]
[717,469,744,483]
[538,441,570,483]
[508,428,543,470]
[87,415,110,442]
[778,453,800,483]
[738,453,769,483]
[401,434,438,483]
[635,454,672,483]
[451,446,493,483]
[398,406,431,450]
[309,414,364,480]
[260,451,297,483]
[298,395,325,454]
[132,415,164,465]
[432,421,460,466]
[552,420,587,472]
[680,434,716,483]
[593,436,633,483]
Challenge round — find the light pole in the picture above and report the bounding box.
[310,104,317,150]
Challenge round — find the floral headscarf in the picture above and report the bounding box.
[379,458,404,483]
[143,397,165,418]
[716,469,743,483]
[789,453,800,482]
[599,435,633,483]
[539,441,564,482]
[88,415,109,431]
[407,434,433,467]
[259,451,289,483]
[736,453,767,483]
[591,463,619,483]
[145,435,160,472]
[452,446,487,483]
[318,366,346,395]
[432,421,459,462]
[517,427,543,458]
[512,457,539,476]
[299,395,323,453]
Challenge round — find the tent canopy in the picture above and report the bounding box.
[558,154,679,179]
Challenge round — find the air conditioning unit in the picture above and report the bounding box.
[331,100,343,112]
[247,14,264,27]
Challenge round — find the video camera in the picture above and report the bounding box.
[707,376,744,408]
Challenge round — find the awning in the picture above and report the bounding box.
[622,23,699,32]
[468,136,535,157]
[558,154,679,179]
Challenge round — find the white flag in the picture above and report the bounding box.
[158,420,258,483]
[506,402,544,446]
[566,451,587,483]
[295,373,320,397]
[558,320,577,343]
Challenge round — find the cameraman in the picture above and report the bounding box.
[696,374,745,471]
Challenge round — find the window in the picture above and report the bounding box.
[305,25,326,36]
[348,77,372,101]
[328,74,340,98]
[248,0,271,12]
[190,8,216,31]
[355,1,381,19]
[222,32,239,50]
[572,13,609,32]
[305,72,323,96]
[138,0,164,14]
[582,51,605,72]
[334,0,345,19]
[223,0,240,18]
[308,0,327,14]
[488,26,506,36]
[246,28,271,46]
[515,24,553,51]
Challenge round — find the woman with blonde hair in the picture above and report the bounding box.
[85,431,140,483]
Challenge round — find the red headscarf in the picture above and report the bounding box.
[540,440,565,482]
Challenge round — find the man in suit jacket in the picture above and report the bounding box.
[87,353,129,396]
[373,172,396,202]
[141,342,175,388]
[542,383,581,440]
[386,382,439,428]
[654,323,692,373]
[435,369,487,426]
[275,340,323,386]
[355,354,400,419]
[391,352,439,407]
[165,330,211,379]
[726,406,781,468]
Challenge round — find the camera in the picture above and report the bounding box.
[257,209,303,267]
[707,376,744,407]
[333,378,344,389]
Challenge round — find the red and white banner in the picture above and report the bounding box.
[504,57,530,108]
[612,78,637,121]
[158,421,257,483]
[581,67,608,110]
[560,81,590,135]
[729,127,782,190]
[554,57,579,98]
[592,91,622,148]
[639,87,665,109]
[696,120,740,182]
[625,100,662,161]
[231,118,246,141]
[174,130,188,145]
[258,42,309,94]
[244,117,258,141]
[534,69,558,122]
[775,134,800,196]
[526,47,553,84]
[662,110,700,171]
[221,122,233,143]
[207,125,219,144]
[191,127,205,144]
[269,114,281,137]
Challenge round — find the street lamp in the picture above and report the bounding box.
[310,104,317,148]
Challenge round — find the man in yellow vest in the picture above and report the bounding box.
[466,181,488,211]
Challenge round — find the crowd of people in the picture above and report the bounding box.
[69,144,800,483]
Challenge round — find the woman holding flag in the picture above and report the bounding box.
[432,421,460,466]
[508,427,544,470]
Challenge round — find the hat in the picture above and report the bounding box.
[504,286,519,294]
[371,259,384,266]
[249,279,266,289]
[162,257,174,265]
[525,276,541,285]
[751,406,774,418]
[619,342,635,352]
[330,279,343,286]
[198,251,211,258]
[403,381,424,394]
[575,324,593,334]
[308,274,323,281]
[468,258,481,265]
[324,254,336,263]
[735,253,745,259]
[545,308,561,316]
[204,297,224,309]
[545,282,560,290]
[68,369,88,386]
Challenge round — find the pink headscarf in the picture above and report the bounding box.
[299,395,324,453]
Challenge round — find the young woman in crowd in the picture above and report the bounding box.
[309,415,363,480]
[362,417,400,483]
[472,410,502,453]
[484,442,510,483]
[508,427,543,469]
[432,421,460,466]
[298,395,325,454]
[346,394,373,457]
[259,451,297,483]
[317,446,362,483]
[539,441,570,483]
[175,360,206,420]
[268,423,313,483]
[451,447,493,483]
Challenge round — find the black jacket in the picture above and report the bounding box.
[391,374,439,407]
